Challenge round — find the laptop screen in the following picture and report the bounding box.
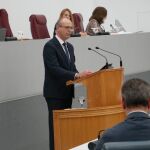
[115,19,126,32]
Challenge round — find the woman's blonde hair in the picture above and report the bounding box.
[59,8,74,26]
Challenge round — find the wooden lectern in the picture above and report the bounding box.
[53,68,125,150]
[67,68,124,108]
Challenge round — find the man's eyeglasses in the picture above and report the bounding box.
[60,25,73,30]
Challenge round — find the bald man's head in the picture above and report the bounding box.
[56,18,72,28]
[56,18,73,41]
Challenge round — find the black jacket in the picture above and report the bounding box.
[43,37,78,99]
[96,112,150,150]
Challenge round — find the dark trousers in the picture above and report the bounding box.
[45,98,72,150]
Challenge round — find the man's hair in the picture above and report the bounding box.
[122,78,150,108]
[55,18,69,29]
[55,20,61,30]
[59,8,74,24]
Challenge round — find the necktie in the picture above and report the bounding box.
[62,42,70,62]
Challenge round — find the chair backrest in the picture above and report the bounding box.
[72,13,84,33]
[0,9,13,37]
[0,28,6,41]
[101,141,150,150]
[29,14,50,39]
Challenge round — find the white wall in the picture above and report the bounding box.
[1,0,150,38]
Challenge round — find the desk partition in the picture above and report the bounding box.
[0,32,150,102]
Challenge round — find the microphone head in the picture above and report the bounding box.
[95,47,99,49]
[120,60,123,67]
[110,24,113,27]
[88,48,92,50]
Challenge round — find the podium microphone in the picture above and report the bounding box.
[88,47,109,69]
[95,46,123,67]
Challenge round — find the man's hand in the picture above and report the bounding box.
[75,70,93,79]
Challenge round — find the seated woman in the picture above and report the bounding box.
[53,8,87,37]
[86,6,109,35]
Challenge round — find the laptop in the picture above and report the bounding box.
[115,19,126,32]
[0,28,6,41]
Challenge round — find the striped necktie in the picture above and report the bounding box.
[62,42,70,62]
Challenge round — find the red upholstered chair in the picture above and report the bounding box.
[0,9,13,37]
[72,13,84,33]
[29,15,50,39]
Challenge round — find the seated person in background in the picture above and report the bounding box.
[96,78,150,150]
[86,6,109,35]
[53,8,87,37]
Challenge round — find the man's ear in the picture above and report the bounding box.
[122,98,126,109]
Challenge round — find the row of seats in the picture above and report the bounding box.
[0,9,84,39]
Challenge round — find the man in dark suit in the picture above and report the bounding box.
[96,78,150,150]
[43,18,91,150]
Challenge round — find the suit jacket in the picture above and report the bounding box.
[43,36,78,99]
[96,112,150,150]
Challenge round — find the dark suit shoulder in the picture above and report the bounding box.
[43,38,58,52]
[96,113,150,150]
[101,112,150,138]
[43,40,58,61]
[95,122,127,150]
[102,121,126,138]
[44,38,56,46]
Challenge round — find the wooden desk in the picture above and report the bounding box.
[53,105,125,150]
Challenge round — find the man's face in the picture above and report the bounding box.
[62,11,71,20]
[56,18,73,41]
